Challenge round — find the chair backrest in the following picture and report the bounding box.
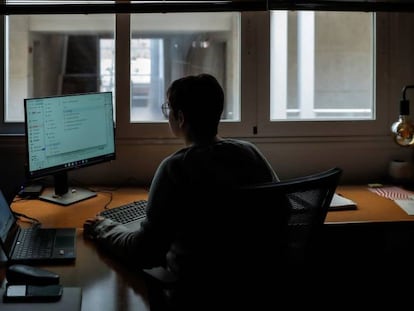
[273,167,343,265]
[144,167,342,310]
[226,167,342,307]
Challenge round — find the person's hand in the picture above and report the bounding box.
[83,216,104,240]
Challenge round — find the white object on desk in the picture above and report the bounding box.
[368,186,414,200]
[329,193,357,211]
[394,199,414,215]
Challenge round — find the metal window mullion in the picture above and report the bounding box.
[270,10,288,120]
[298,11,314,119]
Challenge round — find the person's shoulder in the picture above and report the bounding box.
[161,147,190,165]
[154,147,191,178]
[220,138,257,149]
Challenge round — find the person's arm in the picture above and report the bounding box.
[84,217,168,268]
[83,156,181,268]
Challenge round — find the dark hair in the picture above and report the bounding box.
[167,73,224,141]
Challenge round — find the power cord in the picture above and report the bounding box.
[87,186,114,210]
[13,211,41,226]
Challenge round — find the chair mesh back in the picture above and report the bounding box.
[283,168,342,265]
[145,167,342,311]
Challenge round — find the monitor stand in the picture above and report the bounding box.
[39,187,97,206]
[38,172,96,206]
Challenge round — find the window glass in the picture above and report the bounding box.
[2,10,382,138]
[129,12,241,123]
[5,14,115,122]
[270,11,374,121]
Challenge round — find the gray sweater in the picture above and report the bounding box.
[90,138,278,277]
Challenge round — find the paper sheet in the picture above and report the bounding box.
[368,186,414,200]
[330,193,357,210]
[394,200,414,215]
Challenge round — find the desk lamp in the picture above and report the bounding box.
[391,85,414,146]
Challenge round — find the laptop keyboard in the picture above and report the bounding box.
[13,227,55,259]
[99,200,147,225]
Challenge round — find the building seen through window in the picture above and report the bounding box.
[4,10,374,130]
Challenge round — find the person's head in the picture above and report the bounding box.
[165,73,224,144]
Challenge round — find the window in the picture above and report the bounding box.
[128,12,241,123]
[2,8,387,139]
[255,10,384,137]
[270,11,374,121]
[115,12,246,138]
[5,14,115,124]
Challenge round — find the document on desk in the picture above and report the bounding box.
[368,186,414,215]
[368,186,414,200]
[394,200,414,215]
[329,193,357,211]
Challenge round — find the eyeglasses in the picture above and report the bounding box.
[161,101,170,119]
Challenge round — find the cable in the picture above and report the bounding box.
[88,187,114,210]
[102,191,113,210]
[13,211,41,226]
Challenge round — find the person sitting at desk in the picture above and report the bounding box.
[83,73,279,310]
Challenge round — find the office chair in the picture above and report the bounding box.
[282,167,343,266]
[143,167,342,310]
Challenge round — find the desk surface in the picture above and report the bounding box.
[4,185,414,310]
[12,185,414,228]
[5,187,151,311]
[11,185,413,227]
[325,185,414,224]
[11,187,150,228]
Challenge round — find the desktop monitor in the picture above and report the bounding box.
[24,91,115,206]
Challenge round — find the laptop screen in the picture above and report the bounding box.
[0,190,16,244]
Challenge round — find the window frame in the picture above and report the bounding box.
[0,8,394,140]
[117,10,390,139]
[255,11,391,138]
[115,11,256,139]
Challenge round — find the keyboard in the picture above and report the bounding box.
[13,227,54,259]
[99,200,147,225]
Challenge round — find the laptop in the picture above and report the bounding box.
[0,190,76,265]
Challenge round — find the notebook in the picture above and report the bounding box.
[0,190,76,265]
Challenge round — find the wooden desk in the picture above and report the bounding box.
[326,185,414,223]
[4,185,414,308]
[322,186,414,277]
[11,185,414,227]
[5,187,151,311]
[11,187,150,228]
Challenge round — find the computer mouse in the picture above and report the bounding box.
[6,264,60,285]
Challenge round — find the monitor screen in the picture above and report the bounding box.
[24,91,115,205]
